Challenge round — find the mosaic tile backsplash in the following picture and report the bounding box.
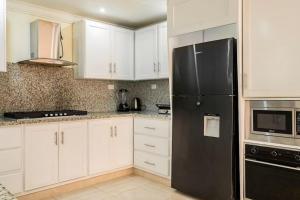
[0,63,170,113]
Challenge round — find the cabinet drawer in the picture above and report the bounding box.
[0,149,22,173]
[134,135,169,156]
[134,118,170,138]
[134,151,169,176]
[0,127,22,149]
[0,173,23,194]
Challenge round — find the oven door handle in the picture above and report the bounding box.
[246,159,300,171]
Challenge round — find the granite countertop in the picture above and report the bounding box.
[0,184,16,200]
[0,111,171,127]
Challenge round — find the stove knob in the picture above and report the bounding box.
[50,114,54,117]
[59,113,63,116]
[64,113,67,116]
[55,113,58,116]
[271,151,278,157]
[44,114,49,117]
[295,155,300,161]
[250,147,258,154]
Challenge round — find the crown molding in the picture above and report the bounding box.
[7,0,81,23]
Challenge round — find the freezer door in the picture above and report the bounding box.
[195,38,237,95]
[172,95,239,200]
[172,45,199,96]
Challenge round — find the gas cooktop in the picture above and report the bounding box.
[4,110,88,119]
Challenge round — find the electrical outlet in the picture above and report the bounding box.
[108,84,115,90]
[151,84,157,90]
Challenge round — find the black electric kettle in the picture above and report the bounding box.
[131,98,142,111]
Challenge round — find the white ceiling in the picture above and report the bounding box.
[18,0,167,28]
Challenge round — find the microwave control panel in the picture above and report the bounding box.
[296,112,300,135]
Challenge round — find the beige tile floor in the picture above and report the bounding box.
[42,175,199,200]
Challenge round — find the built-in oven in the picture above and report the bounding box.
[250,101,297,138]
[245,144,300,200]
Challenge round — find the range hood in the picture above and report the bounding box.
[18,20,76,67]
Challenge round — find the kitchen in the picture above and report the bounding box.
[0,0,299,200]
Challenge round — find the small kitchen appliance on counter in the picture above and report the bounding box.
[131,97,142,111]
[4,110,87,119]
[156,104,171,114]
[117,89,130,112]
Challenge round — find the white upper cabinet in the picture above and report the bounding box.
[158,22,169,79]
[59,121,87,182]
[73,20,134,80]
[135,25,158,80]
[112,27,134,80]
[168,0,238,36]
[243,0,300,97]
[0,0,5,72]
[135,22,169,80]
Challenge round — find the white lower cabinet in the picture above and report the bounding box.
[134,118,171,178]
[59,121,87,182]
[25,123,60,191]
[88,117,133,175]
[0,126,23,194]
[25,121,87,191]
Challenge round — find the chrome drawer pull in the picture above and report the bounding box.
[144,144,156,148]
[144,127,156,130]
[144,161,156,166]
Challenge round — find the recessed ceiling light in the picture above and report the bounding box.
[99,7,106,13]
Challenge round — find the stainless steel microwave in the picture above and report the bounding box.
[250,101,300,138]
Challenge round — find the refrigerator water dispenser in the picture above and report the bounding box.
[204,115,220,138]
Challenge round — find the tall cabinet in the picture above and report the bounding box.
[135,22,169,80]
[243,0,300,97]
[0,0,5,72]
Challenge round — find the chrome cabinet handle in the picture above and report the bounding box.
[55,132,58,146]
[113,63,116,73]
[114,126,117,137]
[157,62,160,72]
[61,132,64,145]
[110,126,113,137]
[144,161,156,166]
[109,63,112,73]
[144,144,156,148]
[153,63,156,72]
[144,127,156,130]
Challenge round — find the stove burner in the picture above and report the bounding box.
[4,110,88,119]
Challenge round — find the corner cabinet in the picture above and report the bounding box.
[0,0,5,72]
[135,22,169,80]
[243,0,300,97]
[73,20,134,80]
[88,117,133,175]
[168,0,237,36]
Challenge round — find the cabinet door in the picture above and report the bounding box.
[112,27,134,80]
[158,22,169,79]
[135,25,158,80]
[24,124,59,191]
[243,0,300,97]
[0,0,5,72]
[168,0,237,36]
[88,119,113,175]
[59,121,87,182]
[112,117,133,169]
[84,20,112,79]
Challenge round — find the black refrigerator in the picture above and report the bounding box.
[171,38,239,200]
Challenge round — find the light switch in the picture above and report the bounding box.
[204,115,220,138]
[108,84,114,90]
[151,84,157,90]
